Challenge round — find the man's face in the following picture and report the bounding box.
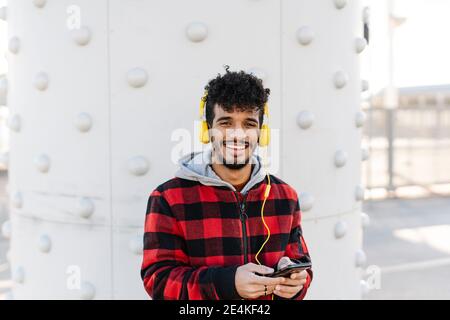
[210,104,260,170]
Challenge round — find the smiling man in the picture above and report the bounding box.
[141,66,313,300]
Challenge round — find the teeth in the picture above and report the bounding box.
[226,145,245,150]
[224,142,248,146]
[224,143,247,150]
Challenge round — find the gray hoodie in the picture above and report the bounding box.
[174,145,267,194]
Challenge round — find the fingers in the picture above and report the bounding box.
[251,274,286,286]
[274,284,304,298]
[281,276,307,287]
[276,284,302,294]
[245,263,308,289]
[258,284,276,297]
[267,284,276,294]
[247,284,276,299]
[290,270,308,280]
[278,270,308,287]
[272,270,308,298]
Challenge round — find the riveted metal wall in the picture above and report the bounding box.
[4,0,366,299]
[281,0,367,299]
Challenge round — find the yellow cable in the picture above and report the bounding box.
[255,174,271,265]
[254,146,273,299]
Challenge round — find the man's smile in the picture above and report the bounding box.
[222,141,250,156]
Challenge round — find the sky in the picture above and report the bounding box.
[365,0,450,91]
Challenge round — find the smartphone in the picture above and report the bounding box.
[256,261,312,278]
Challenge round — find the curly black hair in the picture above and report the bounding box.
[203,65,270,129]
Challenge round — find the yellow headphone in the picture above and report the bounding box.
[199,89,274,299]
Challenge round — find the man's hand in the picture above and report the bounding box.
[235,263,286,299]
[272,256,308,299]
[272,269,308,298]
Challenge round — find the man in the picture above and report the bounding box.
[141,66,313,300]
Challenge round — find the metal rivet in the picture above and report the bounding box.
[185,22,208,42]
[127,68,148,88]
[32,0,46,9]
[296,26,314,46]
[11,191,23,209]
[334,0,347,10]
[7,114,21,132]
[71,26,92,46]
[34,72,49,91]
[74,113,92,132]
[34,154,50,173]
[38,234,51,253]
[77,197,94,219]
[355,37,367,54]
[297,111,315,129]
[333,70,348,89]
[361,80,369,92]
[299,192,314,212]
[334,221,348,239]
[80,282,96,300]
[13,266,25,284]
[334,150,348,168]
[9,37,20,54]
[355,249,367,267]
[128,156,149,176]
[1,220,11,239]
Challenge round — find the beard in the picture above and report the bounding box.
[221,154,251,170]
[211,139,254,170]
[213,147,252,170]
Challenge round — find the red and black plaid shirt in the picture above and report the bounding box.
[141,175,313,300]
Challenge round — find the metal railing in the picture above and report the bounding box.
[362,103,450,192]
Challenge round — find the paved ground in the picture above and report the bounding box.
[363,196,450,299]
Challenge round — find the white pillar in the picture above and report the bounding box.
[7,0,365,299]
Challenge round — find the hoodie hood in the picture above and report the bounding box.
[174,145,267,194]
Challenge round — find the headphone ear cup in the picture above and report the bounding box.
[259,124,270,147]
[200,120,210,144]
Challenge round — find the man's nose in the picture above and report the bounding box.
[226,127,246,140]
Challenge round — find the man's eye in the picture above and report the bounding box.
[246,123,257,127]
[220,122,231,126]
